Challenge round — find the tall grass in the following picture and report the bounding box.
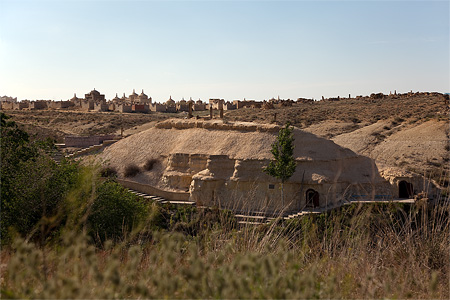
[1,194,449,298]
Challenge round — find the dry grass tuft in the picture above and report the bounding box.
[143,158,158,171]
[124,164,140,178]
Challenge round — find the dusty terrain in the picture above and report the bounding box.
[4,110,180,142]
[3,92,449,181]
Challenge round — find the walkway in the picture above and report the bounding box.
[124,186,417,225]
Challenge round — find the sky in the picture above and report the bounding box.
[0,0,448,102]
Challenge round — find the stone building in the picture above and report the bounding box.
[165,96,177,113]
[13,101,29,110]
[127,89,139,102]
[193,99,207,111]
[116,103,132,113]
[233,99,261,109]
[70,93,82,107]
[176,99,189,112]
[85,89,105,102]
[132,104,149,113]
[94,101,109,112]
[137,90,151,104]
[29,100,48,110]
[150,103,167,112]
[209,99,225,110]
[81,100,94,111]
[48,100,74,109]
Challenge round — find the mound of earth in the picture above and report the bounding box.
[331,120,448,174]
[99,119,375,191]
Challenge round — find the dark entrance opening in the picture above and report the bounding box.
[399,181,413,198]
[306,189,320,208]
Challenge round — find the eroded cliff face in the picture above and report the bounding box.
[162,153,208,191]
[156,152,393,214]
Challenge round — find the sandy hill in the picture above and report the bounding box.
[100,119,358,172]
[331,120,448,172]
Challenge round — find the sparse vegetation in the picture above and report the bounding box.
[124,164,141,178]
[100,165,118,178]
[143,158,158,171]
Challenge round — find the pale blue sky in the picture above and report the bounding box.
[1,0,448,102]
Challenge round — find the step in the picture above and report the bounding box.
[238,221,265,225]
[166,200,195,205]
[235,214,266,220]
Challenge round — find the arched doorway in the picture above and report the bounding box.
[306,189,320,208]
[399,180,413,198]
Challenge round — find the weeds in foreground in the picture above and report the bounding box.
[1,199,449,299]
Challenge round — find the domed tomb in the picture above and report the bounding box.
[166,96,176,107]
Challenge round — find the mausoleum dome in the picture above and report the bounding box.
[166,97,175,106]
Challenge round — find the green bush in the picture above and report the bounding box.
[1,113,80,244]
[100,165,118,178]
[88,180,148,242]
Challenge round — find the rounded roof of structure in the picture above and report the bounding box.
[166,97,175,106]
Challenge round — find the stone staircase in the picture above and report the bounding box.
[51,149,65,164]
[234,214,276,225]
[127,189,196,206]
[66,144,104,158]
[127,189,274,225]
[57,138,120,160]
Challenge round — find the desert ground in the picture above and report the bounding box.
[3,92,449,181]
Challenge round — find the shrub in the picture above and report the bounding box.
[124,164,140,177]
[100,166,118,178]
[87,180,148,242]
[1,113,80,245]
[143,158,158,171]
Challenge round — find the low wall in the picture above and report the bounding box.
[117,179,190,201]
[155,119,280,132]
